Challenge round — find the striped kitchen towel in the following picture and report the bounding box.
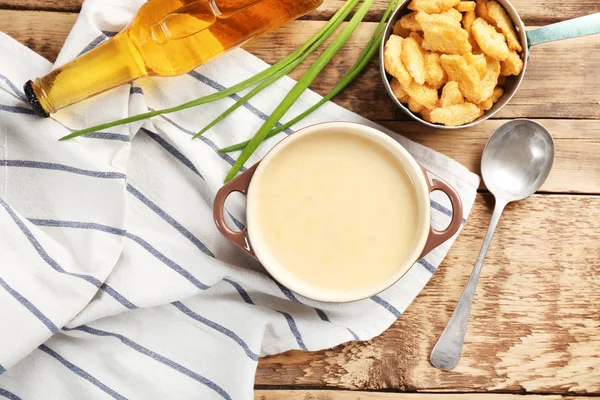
[0,0,480,398]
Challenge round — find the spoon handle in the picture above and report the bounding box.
[430,199,508,370]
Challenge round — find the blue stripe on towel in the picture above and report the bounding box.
[83,132,131,142]
[126,231,211,290]
[274,280,300,303]
[315,308,330,322]
[0,202,134,310]
[347,328,360,341]
[276,311,308,351]
[140,128,203,178]
[223,279,254,305]
[29,219,251,317]
[98,284,137,310]
[228,215,245,231]
[417,258,436,273]
[0,388,21,400]
[430,199,453,217]
[38,345,128,400]
[172,301,260,361]
[30,218,126,235]
[0,104,33,115]
[370,295,402,318]
[65,326,232,400]
[430,199,466,225]
[126,184,214,257]
[274,281,331,322]
[0,363,4,374]
[29,219,211,291]
[0,160,126,180]
[0,74,27,101]
[0,277,58,332]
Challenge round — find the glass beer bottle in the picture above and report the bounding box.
[25,0,322,117]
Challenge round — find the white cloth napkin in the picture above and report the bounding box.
[0,0,480,398]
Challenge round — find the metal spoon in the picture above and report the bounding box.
[429,119,555,370]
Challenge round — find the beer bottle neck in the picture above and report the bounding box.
[26,32,147,117]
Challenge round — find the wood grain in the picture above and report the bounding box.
[0,10,74,61]
[380,119,600,194]
[254,392,600,399]
[2,12,600,194]
[1,0,599,24]
[256,193,600,393]
[0,0,80,12]
[2,11,599,120]
[2,1,600,397]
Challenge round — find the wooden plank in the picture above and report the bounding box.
[254,391,597,399]
[0,0,81,12]
[1,0,599,24]
[256,193,600,393]
[0,10,75,62]
[379,119,600,194]
[2,12,599,120]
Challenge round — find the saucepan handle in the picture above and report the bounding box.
[419,167,464,259]
[213,163,259,258]
[526,12,600,47]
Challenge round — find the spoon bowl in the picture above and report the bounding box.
[482,120,555,201]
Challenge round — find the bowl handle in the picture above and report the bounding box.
[526,12,600,48]
[213,163,259,258]
[419,167,464,259]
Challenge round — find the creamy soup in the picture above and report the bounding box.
[251,131,421,294]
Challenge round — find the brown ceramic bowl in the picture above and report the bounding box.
[214,122,463,302]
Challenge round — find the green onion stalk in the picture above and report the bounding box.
[192,0,361,138]
[59,0,401,184]
[218,0,399,154]
[59,0,363,141]
[223,0,375,182]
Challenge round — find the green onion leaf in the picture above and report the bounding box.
[223,0,374,182]
[192,0,359,138]
[218,0,398,154]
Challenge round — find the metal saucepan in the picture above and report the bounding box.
[380,1,600,129]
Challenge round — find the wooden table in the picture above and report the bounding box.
[2,0,600,398]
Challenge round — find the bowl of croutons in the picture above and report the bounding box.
[381,0,526,128]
